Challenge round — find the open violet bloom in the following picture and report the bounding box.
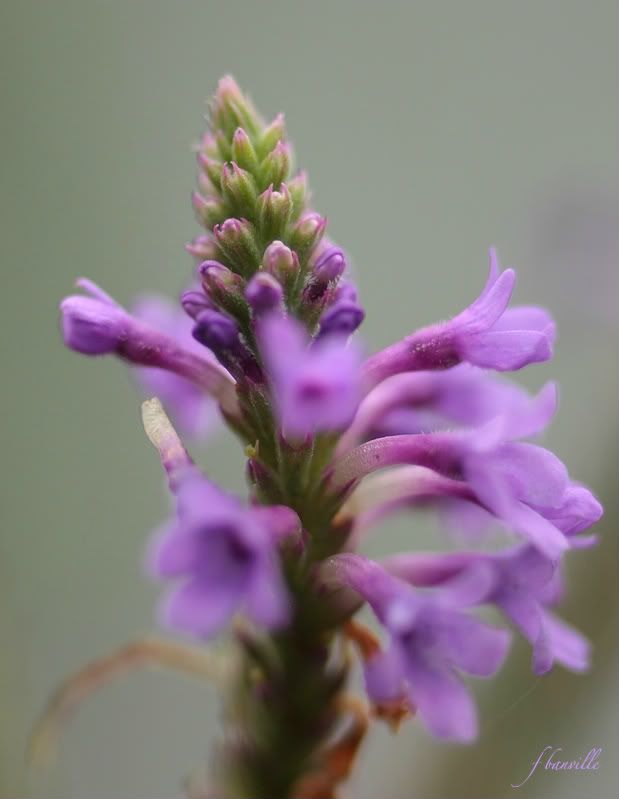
[53,77,603,798]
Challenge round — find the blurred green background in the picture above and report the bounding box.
[1,1,617,797]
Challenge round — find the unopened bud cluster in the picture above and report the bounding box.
[186,77,364,393]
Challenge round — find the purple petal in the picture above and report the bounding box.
[60,295,127,354]
[147,524,201,578]
[494,305,556,339]
[460,267,516,331]
[496,594,542,642]
[246,560,291,629]
[364,647,405,703]
[461,329,552,370]
[438,611,511,677]
[160,578,241,638]
[404,653,478,742]
[533,611,590,675]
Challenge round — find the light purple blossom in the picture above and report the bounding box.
[258,314,363,438]
[338,365,557,452]
[330,553,510,741]
[60,279,239,418]
[382,545,591,675]
[148,471,293,639]
[362,250,556,390]
[330,384,578,559]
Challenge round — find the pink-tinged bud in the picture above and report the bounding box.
[231,127,260,173]
[287,170,310,220]
[258,112,286,159]
[213,218,261,275]
[199,132,219,159]
[192,192,227,229]
[197,152,222,190]
[220,161,258,215]
[262,240,299,282]
[180,289,214,320]
[185,234,218,262]
[256,184,293,241]
[289,211,327,261]
[211,75,262,139]
[199,259,245,298]
[260,140,291,190]
[245,272,284,315]
[313,246,347,283]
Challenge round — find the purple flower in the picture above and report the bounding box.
[132,294,218,438]
[330,554,510,741]
[259,314,363,438]
[338,365,556,452]
[148,471,292,639]
[60,279,239,418]
[330,385,580,559]
[382,545,591,675]
[362,250,556,390]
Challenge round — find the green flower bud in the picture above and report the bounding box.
[197,152,222,192]
[259,141,291,191]
[287,170,310,221]
[192,192,228,229]
[214,217,262,276]
[221,162,259,216]
[262,240,300,289]
[257,112,286,160]
[289,212,327,263]
[256,184,293,243]
[210,75,262,140]
[232,128,260,175]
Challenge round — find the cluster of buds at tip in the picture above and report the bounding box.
[182,76,359,404]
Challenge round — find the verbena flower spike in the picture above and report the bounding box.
[53,76,602,799]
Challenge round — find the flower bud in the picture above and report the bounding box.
[262,241,299,283]
[287,170,310,221]
[192,192,227,229]
[256,184,293,242]
[259,140,291,190]
[303,247,347,303]
[231,127,260,174]
[258,112,286,159]
[220,162,258,216]
[313,246,347,283]
[199,259,245,299]
[213,218,262,275]
[180,289,214,320]
[210,75,262,140]
[318,298,365,339]
[185,234,218,262]
[192,308,240,352]
[197,152,222,191]
[198,132,219,159]
[245,272,284,315]
[289,212,327,262]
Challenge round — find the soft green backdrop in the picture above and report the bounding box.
[1,2,617,798]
